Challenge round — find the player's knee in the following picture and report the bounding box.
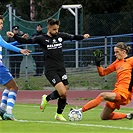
[99,92,113,100]
[10,85,19,92]
[113,93,121,102]
[100,114,108,120]
[65,86,69,90]
[100,116,108,120]
[99,92,106,99]
[15,85,19,91]
[60,91,66,99]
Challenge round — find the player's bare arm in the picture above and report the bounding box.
[7,31,31,55]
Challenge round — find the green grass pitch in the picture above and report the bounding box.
[0,104,133,133]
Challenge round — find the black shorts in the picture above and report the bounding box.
[45,68,69,87]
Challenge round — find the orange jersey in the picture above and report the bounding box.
[97,57,133,99]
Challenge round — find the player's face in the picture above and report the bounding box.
[36,26,42,32]
[114,47,126,60]
[13,29,19,34]
[48,24,59,36]
[0,19,3,30]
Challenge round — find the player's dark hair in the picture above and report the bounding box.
[0,15,4,20]
[37,23,42,28]
[47,18,60,26]
[115,42,131,53]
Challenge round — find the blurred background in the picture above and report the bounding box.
[0,0,133,90]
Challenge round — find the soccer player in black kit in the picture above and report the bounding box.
[7,18,90,121]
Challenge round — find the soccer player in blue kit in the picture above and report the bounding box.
[7,18,90,121]
[0,15,31,120]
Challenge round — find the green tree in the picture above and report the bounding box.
[0,0,30,20]
[1,0,133,20]
[32,0,66,20]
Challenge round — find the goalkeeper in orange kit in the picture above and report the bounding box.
[74,42,133,120]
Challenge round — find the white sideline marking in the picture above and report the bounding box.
[15,104,132,112]
[15,104,54,108]
[15,119,133,131]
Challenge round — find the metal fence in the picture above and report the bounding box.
[2,33,133,78]
[2,9,133,78]
[59,11,133,36]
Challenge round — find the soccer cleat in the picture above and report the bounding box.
[0,108,6,120]
[126,113,133,120]
[3,113,15,121]
[40,94,48,112]
[54,113,67,121]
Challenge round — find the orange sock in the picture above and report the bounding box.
[108,112,126,120]
[82,96,103,112]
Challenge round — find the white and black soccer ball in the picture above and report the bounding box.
[68,109,82,121]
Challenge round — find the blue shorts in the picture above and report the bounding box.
[0,65,13,86]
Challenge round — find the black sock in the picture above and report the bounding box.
[57,98,66,114]
[46,90,60,101]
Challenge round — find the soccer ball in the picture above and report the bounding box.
[68,109,82,121]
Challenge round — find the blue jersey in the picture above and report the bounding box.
[0,35,20,65]
[0,35,20,85]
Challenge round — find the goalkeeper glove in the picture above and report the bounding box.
[93,49,103,67]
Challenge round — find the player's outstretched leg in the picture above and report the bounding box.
[40,94,48,112]
[3,90,17,120]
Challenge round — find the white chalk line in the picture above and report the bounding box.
[15,104,132,112]
[14,104,133,131]
[14,119,133,131]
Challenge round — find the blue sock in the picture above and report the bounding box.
[0,89,9,111]
[6,90,17,114]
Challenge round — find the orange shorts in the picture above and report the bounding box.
[106,91,132,110]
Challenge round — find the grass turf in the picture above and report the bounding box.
[0,104,133,133]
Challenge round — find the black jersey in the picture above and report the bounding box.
[14,32,84,71]
[32,30,44,52]
[7,34,24,54]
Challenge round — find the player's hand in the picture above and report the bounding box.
[7,31,14,38]
[22,33,29,39]
[93,49,103,67]
[83,34,90,39]
[20,31,24,35]
[20,49,32,56]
